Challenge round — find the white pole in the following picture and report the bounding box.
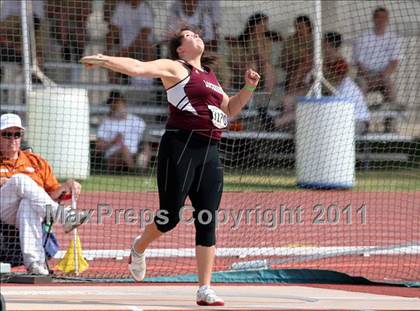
[72,195,79,276]
[313,0,323,98]
[73,229,79,275]
[26,0,36,67]
[20,0,32,93]
[26,0,56,86]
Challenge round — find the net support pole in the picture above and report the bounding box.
[26,0,56,86]
[307,0,337,97]
[20,0,32,93]
[313,0,323,98]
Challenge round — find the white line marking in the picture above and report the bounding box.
[53,245,420,260]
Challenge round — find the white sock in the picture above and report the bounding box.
[198,285,210,292]
[132,247,144,257]
[131,236,144,256]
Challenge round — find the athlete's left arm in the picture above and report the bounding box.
[221,69,260,118]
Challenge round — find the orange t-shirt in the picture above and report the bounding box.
[0,150,61,194]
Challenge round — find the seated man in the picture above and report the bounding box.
[0,0,45,65]
[323,32,370,134]
[168,0,218,47]
[96,91,149,172]
[46,0,92,62]
[106,0,155,83]
[352,7,402,109]
[107,0,155,59]
[0,114,88,275]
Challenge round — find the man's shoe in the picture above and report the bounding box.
[196,285,225,306]
[128,236,146,282]
[63,209,89,233]
[27,262,49,275]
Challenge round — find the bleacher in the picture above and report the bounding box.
[2,94,417,171]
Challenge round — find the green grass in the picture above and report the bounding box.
[78,170,419,192]
[354,170,420,191]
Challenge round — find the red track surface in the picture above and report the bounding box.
[14,191,420,282]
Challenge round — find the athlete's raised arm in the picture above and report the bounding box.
[221,68,261,118]
[82,54,182,79]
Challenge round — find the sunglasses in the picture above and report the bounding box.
[1,131,23,139]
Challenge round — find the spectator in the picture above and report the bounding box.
[324,32,370,134]
[168,0,218,48]
[107,0,155,60]
[0,113,88,275]
[104,0,119,24]
[227,13,281,93]
[352,7,402,110]
[96,91,149,171]
[199,0,221,45]
[106,0,155,84]
[0,0,44,65]
[280,15,313,94]
[193,1,228,88]
[274,15,313,131]
[46,0,91,62]
[165,2,226,89]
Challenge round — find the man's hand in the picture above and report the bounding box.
[62,179,82,200]
[0,177,10,187]
[50,179,81,202]
[380,60,399,79]
[356,63,369,79]
[366,73,384,90]
[112,133,124,145]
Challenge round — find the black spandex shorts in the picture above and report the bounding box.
[154,129,223,247]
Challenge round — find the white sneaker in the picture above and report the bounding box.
[196,285,224,306]
[63,209,89,233]
[27,262,49,275]
[128,236,146,282]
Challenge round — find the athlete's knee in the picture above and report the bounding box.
[194,210,217,247]
[154,209,180,233]
[195,226,216,246]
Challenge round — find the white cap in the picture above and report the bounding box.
[0,113,25,131]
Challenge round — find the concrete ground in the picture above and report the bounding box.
[2,284,420,310]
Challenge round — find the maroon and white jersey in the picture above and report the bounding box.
[165,60,227,140]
